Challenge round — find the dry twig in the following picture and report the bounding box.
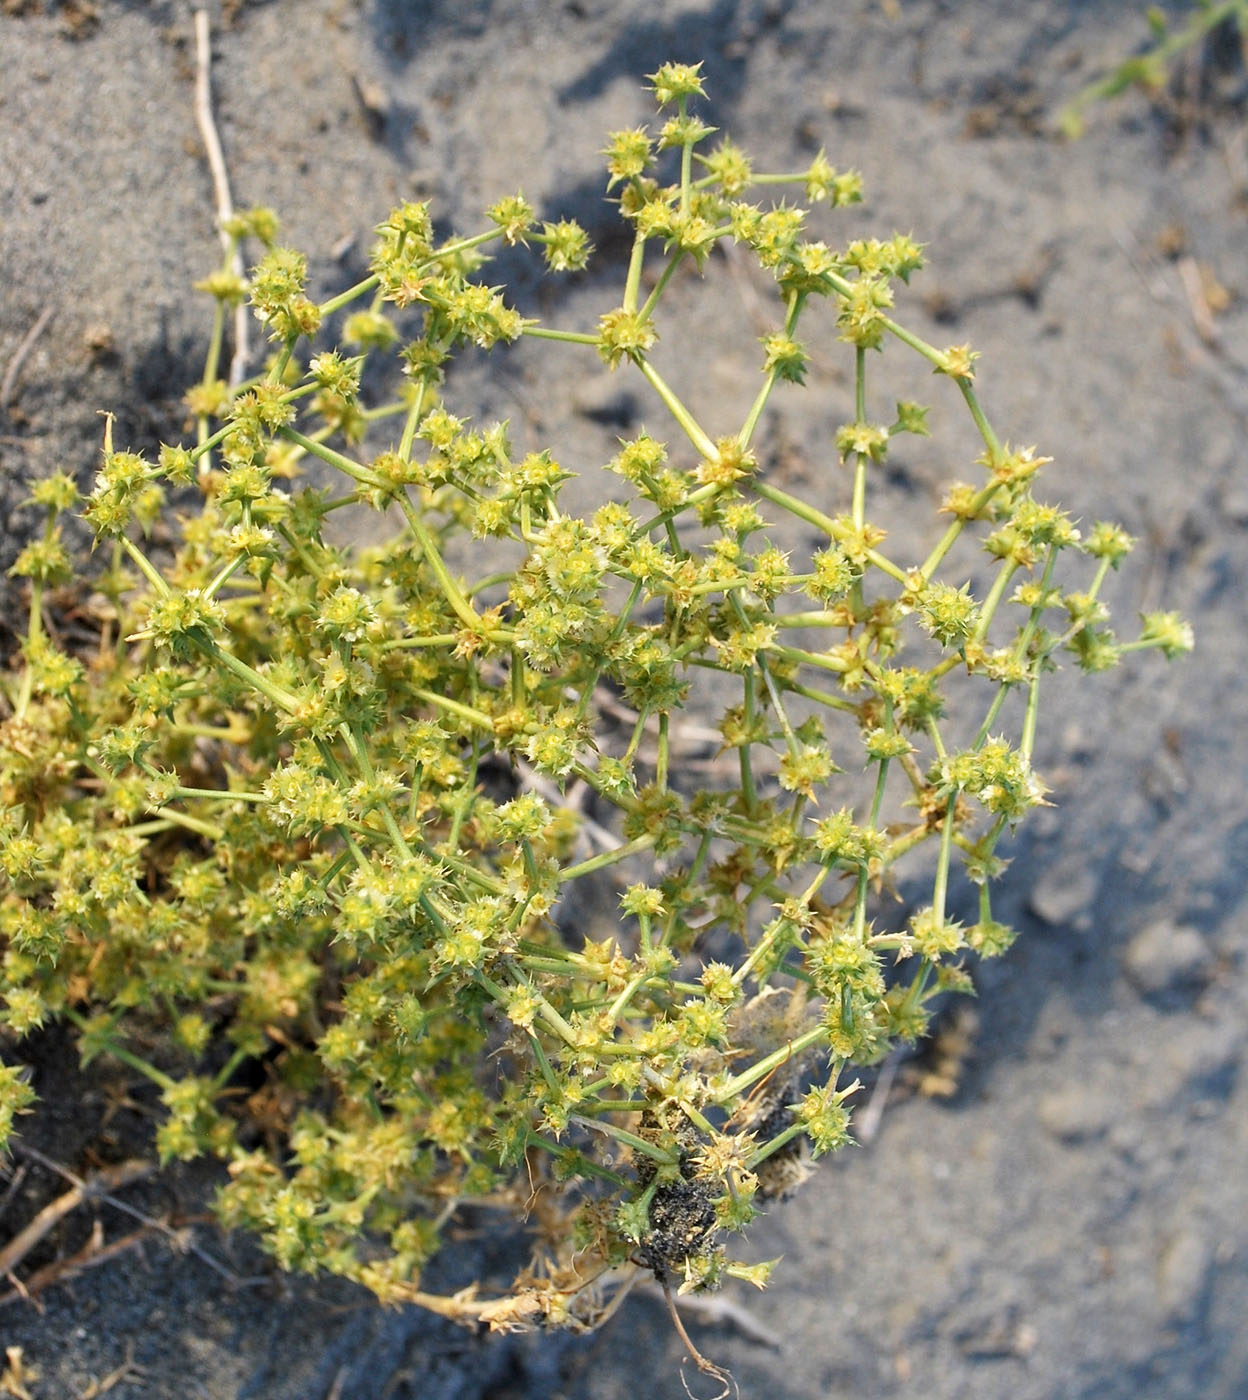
[661,1279,738,1400]
[0,1346,38,1400]
[8,1142,258,1289]
[0,1158,153,1279]
[0,1164,29,1230]
[0,306,54,414]
[0,1220,155,1310]
[192,8,249,386]
[855,1050,901,1145]
[639,1281,783,1349]
[78,1341,144,1399]
[1175,253,1220,346]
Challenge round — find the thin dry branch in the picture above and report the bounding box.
[0,1163,29,1230]
[78,1340,143,1399]
[0,1158,153,1278]
[9,1142,259,1289]
[638,1281,784,1349]
[854,1050,901,1145]
[0,305,55,413]
[1175,253,1219,347]
[192,7,249,386]
[662,1278,737,1400]
[0,1221,156,1310]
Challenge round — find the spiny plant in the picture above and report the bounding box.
[0,63,1190,1330]
[1060,0,1248,137]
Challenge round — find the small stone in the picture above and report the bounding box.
[1027,859,1099,927]
[351,74,390,141]
[1222,479,1248,526]
[83,322,114,358]
[954,1306,1038,1359]
[1161,1020,1242,1098]
[1037,1086,1111,1143]
[1156,1228,1212,1324]
[1121,920,1213,1000]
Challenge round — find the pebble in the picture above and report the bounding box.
[1121,920,1214,999]
[1037,1086,1112,1143]
[1223,480,1248,526]
[1162,1020,1243,1098]
[1028,860,1099,928]
[1156,1227,1213,1324]
[1128,1019,1243,1112]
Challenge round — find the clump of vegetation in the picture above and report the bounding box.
[1060,0,1248,137]
[0,64,1190,1329]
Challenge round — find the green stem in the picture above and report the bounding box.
[211,1046,251,1092]
[623,228,647,312]
[344,722,413,858]
[1021,672,1041,764]
[196,640,300,714]
[773,610,850,629]
[715,1024,826,1104]
[731,914,795,989]
[635,355,717,459]
[63,1009,175,1091]
[638,250,685,324]
[119,537,172,598]
[931,786,959,929]
[656,712,670,791]
[436,228,504,261]
[747,1121,806,1168]
[738,370,777,450]
[202,552,247,602]
[319,274,380,317]
[679,106,694,216]
[521,326,600,346]
[395,494,482,631]
[397,379,428,463]
[739,670,758,813]
[919,482,1004,580]
[750,482,910,584]
[755,653,798,755]
[972,684,1011,750]
[410,687,494,733]
[526,1030,561,1094]
[170,786,267,804]
[189,421,235,467]
[567,1114,679,1165]
[973,559,1020,642]
[147,806,224,840]
[852,346,868,528]
[1061,0,1244,131]
[14,555,46,720]
[1012,547,1059,662]
[276,428,385,490]
[785,680,859,716]
[560,833,657,883]
[957,380,1002,460]
[606,971,652,1027]
[768,644,850,675]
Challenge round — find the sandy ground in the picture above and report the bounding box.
[1,2,1247,1397]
